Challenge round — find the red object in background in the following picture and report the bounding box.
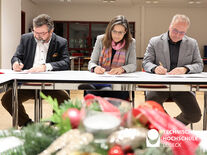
[0,72,4,74]
[108,145,124,155]
[148,123,158,130]
[84,94,120,115]
[62,108,81,129]
[132,100,165,127]
[84,94,96,105]
[137,107,200,155]
[144,100,165,112]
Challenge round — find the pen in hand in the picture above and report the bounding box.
[157,61,167,75]
[13,59,24,71]
[18,59,22,65]
[159,61,163,67]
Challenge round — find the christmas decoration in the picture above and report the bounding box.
[0,123,60,155]
[62,108,81,128]
[0,93,206,155]
[108,145,124,155]
[39,129,93,155]
[107,128,148,150]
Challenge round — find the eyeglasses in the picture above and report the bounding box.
[33,30,49,36]
[172,28,186,36]
[112,30,126,35]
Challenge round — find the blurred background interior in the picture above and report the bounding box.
[1,0,207,70]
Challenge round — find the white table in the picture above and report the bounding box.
[0,75,13,93]
[1,70,207,129]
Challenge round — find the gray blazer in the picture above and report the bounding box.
[142,32,203,73]
[88,34,137,73]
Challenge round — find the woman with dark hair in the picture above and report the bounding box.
[86,15,136,100]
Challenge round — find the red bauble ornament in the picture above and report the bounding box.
[62,108,81,128]
[108,145,124,155]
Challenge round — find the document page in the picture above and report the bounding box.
[159,73,207,78]
[96,72,141,78]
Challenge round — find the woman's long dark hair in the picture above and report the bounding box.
[103,15,133,50]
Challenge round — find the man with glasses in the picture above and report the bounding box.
[142,14,203,125]
[1,14,70,127]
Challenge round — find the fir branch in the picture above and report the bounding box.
[0,124,60,155]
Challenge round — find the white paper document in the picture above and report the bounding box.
[159,73,207,78]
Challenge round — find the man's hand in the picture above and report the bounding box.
[155,66,167,75]
[168,67,187,75]
[108,67,125,75]
[13,61,24,72]
[94,66,106,74]
[27,64,46,73]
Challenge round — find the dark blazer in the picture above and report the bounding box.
[11,32,70,71]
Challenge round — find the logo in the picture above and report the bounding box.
[146,129,160,147]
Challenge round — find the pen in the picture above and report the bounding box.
[159,61,163,67]
[18,59,22,65]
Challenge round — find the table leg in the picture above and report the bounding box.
[71,58,74,70]
[34,90,42,122]
[78,57,81,70]
[12,79,18,128]
[203,92,207,130]
[129,91,135,108]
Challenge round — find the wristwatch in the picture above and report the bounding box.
[151,66,157,73]
[91,67,96,72]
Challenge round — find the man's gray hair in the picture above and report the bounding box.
[33,14,54,31]
[170,14,190,28]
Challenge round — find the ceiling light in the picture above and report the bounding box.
[145,0,159,4]
[60,0,71,2]
[103,0,116,3]
[188,0,201,4]
[188,0,194,4]
[153,1,158,4]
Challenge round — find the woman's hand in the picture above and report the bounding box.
[94,66,106,74]
[108,67,125,75]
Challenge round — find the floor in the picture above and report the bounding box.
[0,90,205,130]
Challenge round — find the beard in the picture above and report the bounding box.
[35,36,49,43]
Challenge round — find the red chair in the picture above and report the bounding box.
[71,53,84,70]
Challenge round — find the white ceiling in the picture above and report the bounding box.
[30,0,207,6]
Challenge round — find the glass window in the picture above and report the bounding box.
[91,23,108,47]
[69,23,89,49]
[54,22,67,39]
[54,21,135,70]
[129,23,135,38]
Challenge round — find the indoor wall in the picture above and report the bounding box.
[26,2,207,58]
[0,1,1,68]
[0,0,21,69]
[1,0,207,69]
